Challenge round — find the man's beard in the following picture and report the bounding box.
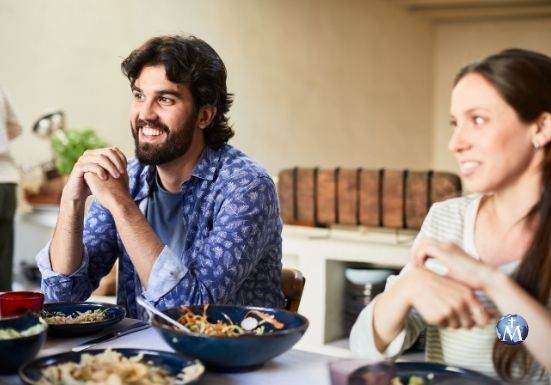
[131,114,196,166]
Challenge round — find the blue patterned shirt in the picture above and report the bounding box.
[37,145,284,318]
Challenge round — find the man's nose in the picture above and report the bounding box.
[138,100,158,121]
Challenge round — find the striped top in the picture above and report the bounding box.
[350,194,550,385]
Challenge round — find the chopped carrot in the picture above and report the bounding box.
[246,310,284,329]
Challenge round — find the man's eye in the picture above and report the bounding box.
[159,97,174,105]
[133,92,144,101]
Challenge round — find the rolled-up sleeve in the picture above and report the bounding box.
[36,199,120,302]
[349,268,427,361]
[36,241,91,303]
[349,296,408,360]
[142,246,189,302]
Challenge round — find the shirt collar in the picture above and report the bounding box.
[132,145,224,201]
[190,145,223,182]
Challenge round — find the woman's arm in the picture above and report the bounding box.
[372,266,489,352]
[412,240,551,371]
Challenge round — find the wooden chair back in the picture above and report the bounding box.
[281,268,306,312]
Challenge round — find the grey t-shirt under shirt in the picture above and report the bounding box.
[145,174,185,256]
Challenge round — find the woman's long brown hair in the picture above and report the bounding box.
[455,48,551,381]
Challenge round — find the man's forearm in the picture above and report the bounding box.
[50,197,87,275]
[109,198,164,288]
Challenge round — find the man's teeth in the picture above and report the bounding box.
[142,127,163,136]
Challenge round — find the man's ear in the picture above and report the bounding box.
[533,112,551,149]
[197,105,217,130]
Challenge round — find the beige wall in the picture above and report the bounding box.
[431,18,551,176]
[0,0,434,176]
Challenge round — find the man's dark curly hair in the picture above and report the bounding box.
[121,35,234,149]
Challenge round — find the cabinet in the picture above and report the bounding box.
[13,205,58,290]
[282,224,416,357]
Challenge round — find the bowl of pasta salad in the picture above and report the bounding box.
[151,304,309,371]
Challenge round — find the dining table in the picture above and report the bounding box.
[0,318,340,385]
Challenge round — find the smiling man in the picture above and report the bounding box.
[36,35,284,318]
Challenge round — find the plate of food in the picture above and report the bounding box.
[42,302,125,337]
[19,348,204,385]
[348,362,501,385]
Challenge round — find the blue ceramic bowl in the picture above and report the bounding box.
[348,362,501,385]
[0,312,47,374]
[19,348,204,385]
[152,305,309,372]
[43,302,125,337]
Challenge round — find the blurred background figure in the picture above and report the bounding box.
[0,86,23,292]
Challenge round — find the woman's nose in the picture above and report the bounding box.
[448,125,469,153]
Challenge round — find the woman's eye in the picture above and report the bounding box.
[473,116,485,125]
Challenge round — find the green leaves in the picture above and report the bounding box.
[50,129,109,175]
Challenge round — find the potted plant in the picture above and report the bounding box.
[24,128,109,205]
[50,128,109,176]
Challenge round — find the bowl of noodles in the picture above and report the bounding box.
[151,304,309,372]
[19,348,204,385]
[42,302,125,337]
[0,312,47,374]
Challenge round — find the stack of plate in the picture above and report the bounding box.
[343,267,395,336]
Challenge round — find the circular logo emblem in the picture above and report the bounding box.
[496,314,529,345]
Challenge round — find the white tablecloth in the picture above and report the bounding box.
[0,318,338,385]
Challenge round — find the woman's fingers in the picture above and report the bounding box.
[408,267,492,329]
[459,292,484,328]
[412,240,492,290]
[411,239,440,267]
[411,240,456,266]
[468,302,496,327]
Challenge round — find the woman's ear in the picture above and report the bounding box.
[533,112,551,149]
[197,105,217,130]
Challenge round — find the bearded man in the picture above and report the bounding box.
[37,35,284,318]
